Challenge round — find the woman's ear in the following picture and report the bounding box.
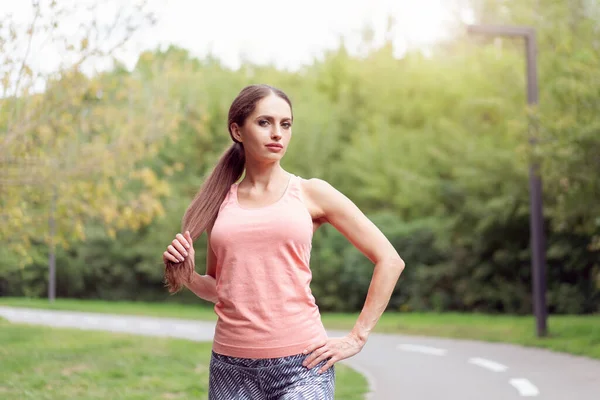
[230,123,243,143]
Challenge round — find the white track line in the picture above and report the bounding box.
[468,357,508,372]
[397,344,447,356]
[509,378,540,396]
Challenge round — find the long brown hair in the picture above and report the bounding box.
[164,84,293,293]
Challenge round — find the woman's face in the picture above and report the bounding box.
[231,94,293,163]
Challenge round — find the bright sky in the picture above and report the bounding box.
[1,0,474,77]
[140,0,466,70]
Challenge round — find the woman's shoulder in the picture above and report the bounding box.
[298,176,332,191]
[297,176,340,206]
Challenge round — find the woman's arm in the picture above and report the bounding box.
[181,230,218,304]
[184,272,217,303]
[301,178,405,371]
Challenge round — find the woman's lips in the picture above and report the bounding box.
[266,143,283,152]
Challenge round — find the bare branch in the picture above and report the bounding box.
[11,1,41,99]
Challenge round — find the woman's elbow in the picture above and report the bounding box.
[392,256,405,273]
[378,254,405,273]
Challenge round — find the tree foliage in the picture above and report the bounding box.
[0,1,178,266]
[1,0,598,314]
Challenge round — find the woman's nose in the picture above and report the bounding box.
[271,127,282,139]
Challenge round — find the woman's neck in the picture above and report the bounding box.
[241,161,288,190]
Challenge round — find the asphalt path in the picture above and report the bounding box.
[2,306,599,399]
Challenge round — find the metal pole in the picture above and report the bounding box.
[48,184,57,303]
[525,32,548,337]
[467,24,548,337]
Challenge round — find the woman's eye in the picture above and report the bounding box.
[259,120,269,126]
[282,122,291,129]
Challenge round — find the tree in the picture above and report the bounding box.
[0,1,181,300]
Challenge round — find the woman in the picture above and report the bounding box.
[162,84,405,399]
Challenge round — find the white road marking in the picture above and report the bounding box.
[397,344,447,356]
[468,357,508,372]
[510,378,540,396]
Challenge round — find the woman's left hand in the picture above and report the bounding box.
[302,334,365,374]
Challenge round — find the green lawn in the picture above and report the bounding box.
[2,297,600,360]
[0,318,367,400]
[0,297,219,321]
[325,310,600,359]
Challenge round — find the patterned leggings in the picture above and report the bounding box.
[208,351,336,400]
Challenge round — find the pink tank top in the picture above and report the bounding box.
[209,174,328,359]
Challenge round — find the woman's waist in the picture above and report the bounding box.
[215,281,316,307]
[213,308,327,358]
[215,300,323,333]
[215,298,321,328]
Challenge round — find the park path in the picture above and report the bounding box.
[2,306,600,399]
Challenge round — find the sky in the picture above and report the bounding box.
[138,0,469,70]
[0,0,474,82]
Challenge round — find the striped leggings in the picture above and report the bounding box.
[208,351,336,400]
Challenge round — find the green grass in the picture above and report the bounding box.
[2,297,599,360]
[323,311,600,360]
[0,297,218,321]
[0,318,367,400]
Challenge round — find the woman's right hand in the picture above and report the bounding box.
[163,230,195,266]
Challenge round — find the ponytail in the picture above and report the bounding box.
[164,83,292,293]
[164,142,245,293]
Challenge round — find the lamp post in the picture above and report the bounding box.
[467,24,548,337]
